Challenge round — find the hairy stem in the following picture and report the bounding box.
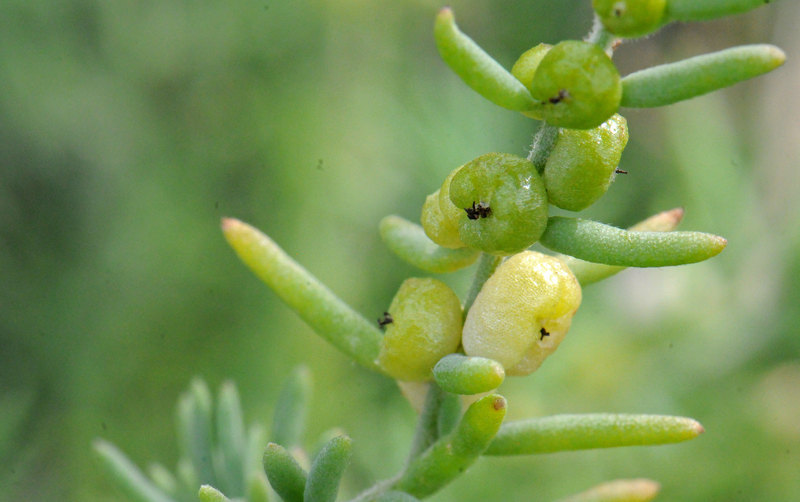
[463,253,503,313]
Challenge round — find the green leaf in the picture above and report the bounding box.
[93,439,175,502]
[222,218,383,372]
[304,435,353,502]
[216,381,246,496]
[436,392,462,438]
[665,0,772,22]
[373,491,422,502]
[539,216,726,267]
[271,365,312,449]
[393,394,506,498]
[379,215,479,273]
[621,44,785,108]
[434,8,536,111]
[147,463,180,499]
[263,443,307,502]
[555,479,661,502]
[198,485,230,502]
[177,379,216,487]
[562,208,685,285]
[485,413,704,455]
[247,472,272,502]
[433,354,505,395]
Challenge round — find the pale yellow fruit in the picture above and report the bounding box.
[462,251,581,376]
[378,278,464,381]
[421,167,467,249]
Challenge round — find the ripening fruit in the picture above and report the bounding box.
[592,0,666,38]
[421,166,467,249]
[377,278,463,382]
[462,251,581,376]
[544,113,629,211]
[529,40,622,129]
[511,43,553,120]
[448,153,548,255]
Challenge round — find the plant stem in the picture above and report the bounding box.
[463,253,503,313]
[585,14,619,54]
[406,383,447,463]
[528,121,559,173]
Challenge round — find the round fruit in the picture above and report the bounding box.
[421,166,467,249]
[593,0,666,37]
[461,252,582,376]
[448,153,548,256]
[511,43,553,120]
[377,278,463,382]
[529,40,622,129]
[544,113,629,211]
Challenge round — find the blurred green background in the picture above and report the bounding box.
[1,0,798,500]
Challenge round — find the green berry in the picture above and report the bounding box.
[448,153,548,256]
[421,167,467,249]
[377,278,463,382]
[529,41,622,129]
[593,0,666,38]
[544,113,629,211]
[511,43,553,120]
[461,251,582,376]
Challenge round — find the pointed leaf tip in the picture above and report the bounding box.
[221,218,383,372]
[434,7,536,111]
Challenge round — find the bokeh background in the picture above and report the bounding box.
[2,0,798,500]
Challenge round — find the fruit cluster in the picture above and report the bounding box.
[224,0,783,393]
[372,0,782,387]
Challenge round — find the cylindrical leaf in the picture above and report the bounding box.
[666,0,772,22]
[92,440,174,502]
[247,472,272,502]
[393,394,506,498]
[271,366,312,449]
[436,392,462,438]
[222,218,383,372]
[621,44,785,108]
[216,381,245,496]
[245,425,267,482]
[147,463,179,498]
[177,378,216,487]
[486,414,704,455]
[435,8,536,111]
[304,435,353,502]
[373,491,422,502]
[433,354,505,395]
[263,443,307,502]
[563,208,684,285]
[556,479,660,502]
[539,216,726,267]
[198,485,230,502]
[379,215,479,273]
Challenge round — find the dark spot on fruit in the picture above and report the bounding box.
[465,201,492,220]
[378,312,393,328]
[549,89,570,104]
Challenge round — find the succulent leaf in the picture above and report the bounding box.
[434,8,537,111]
